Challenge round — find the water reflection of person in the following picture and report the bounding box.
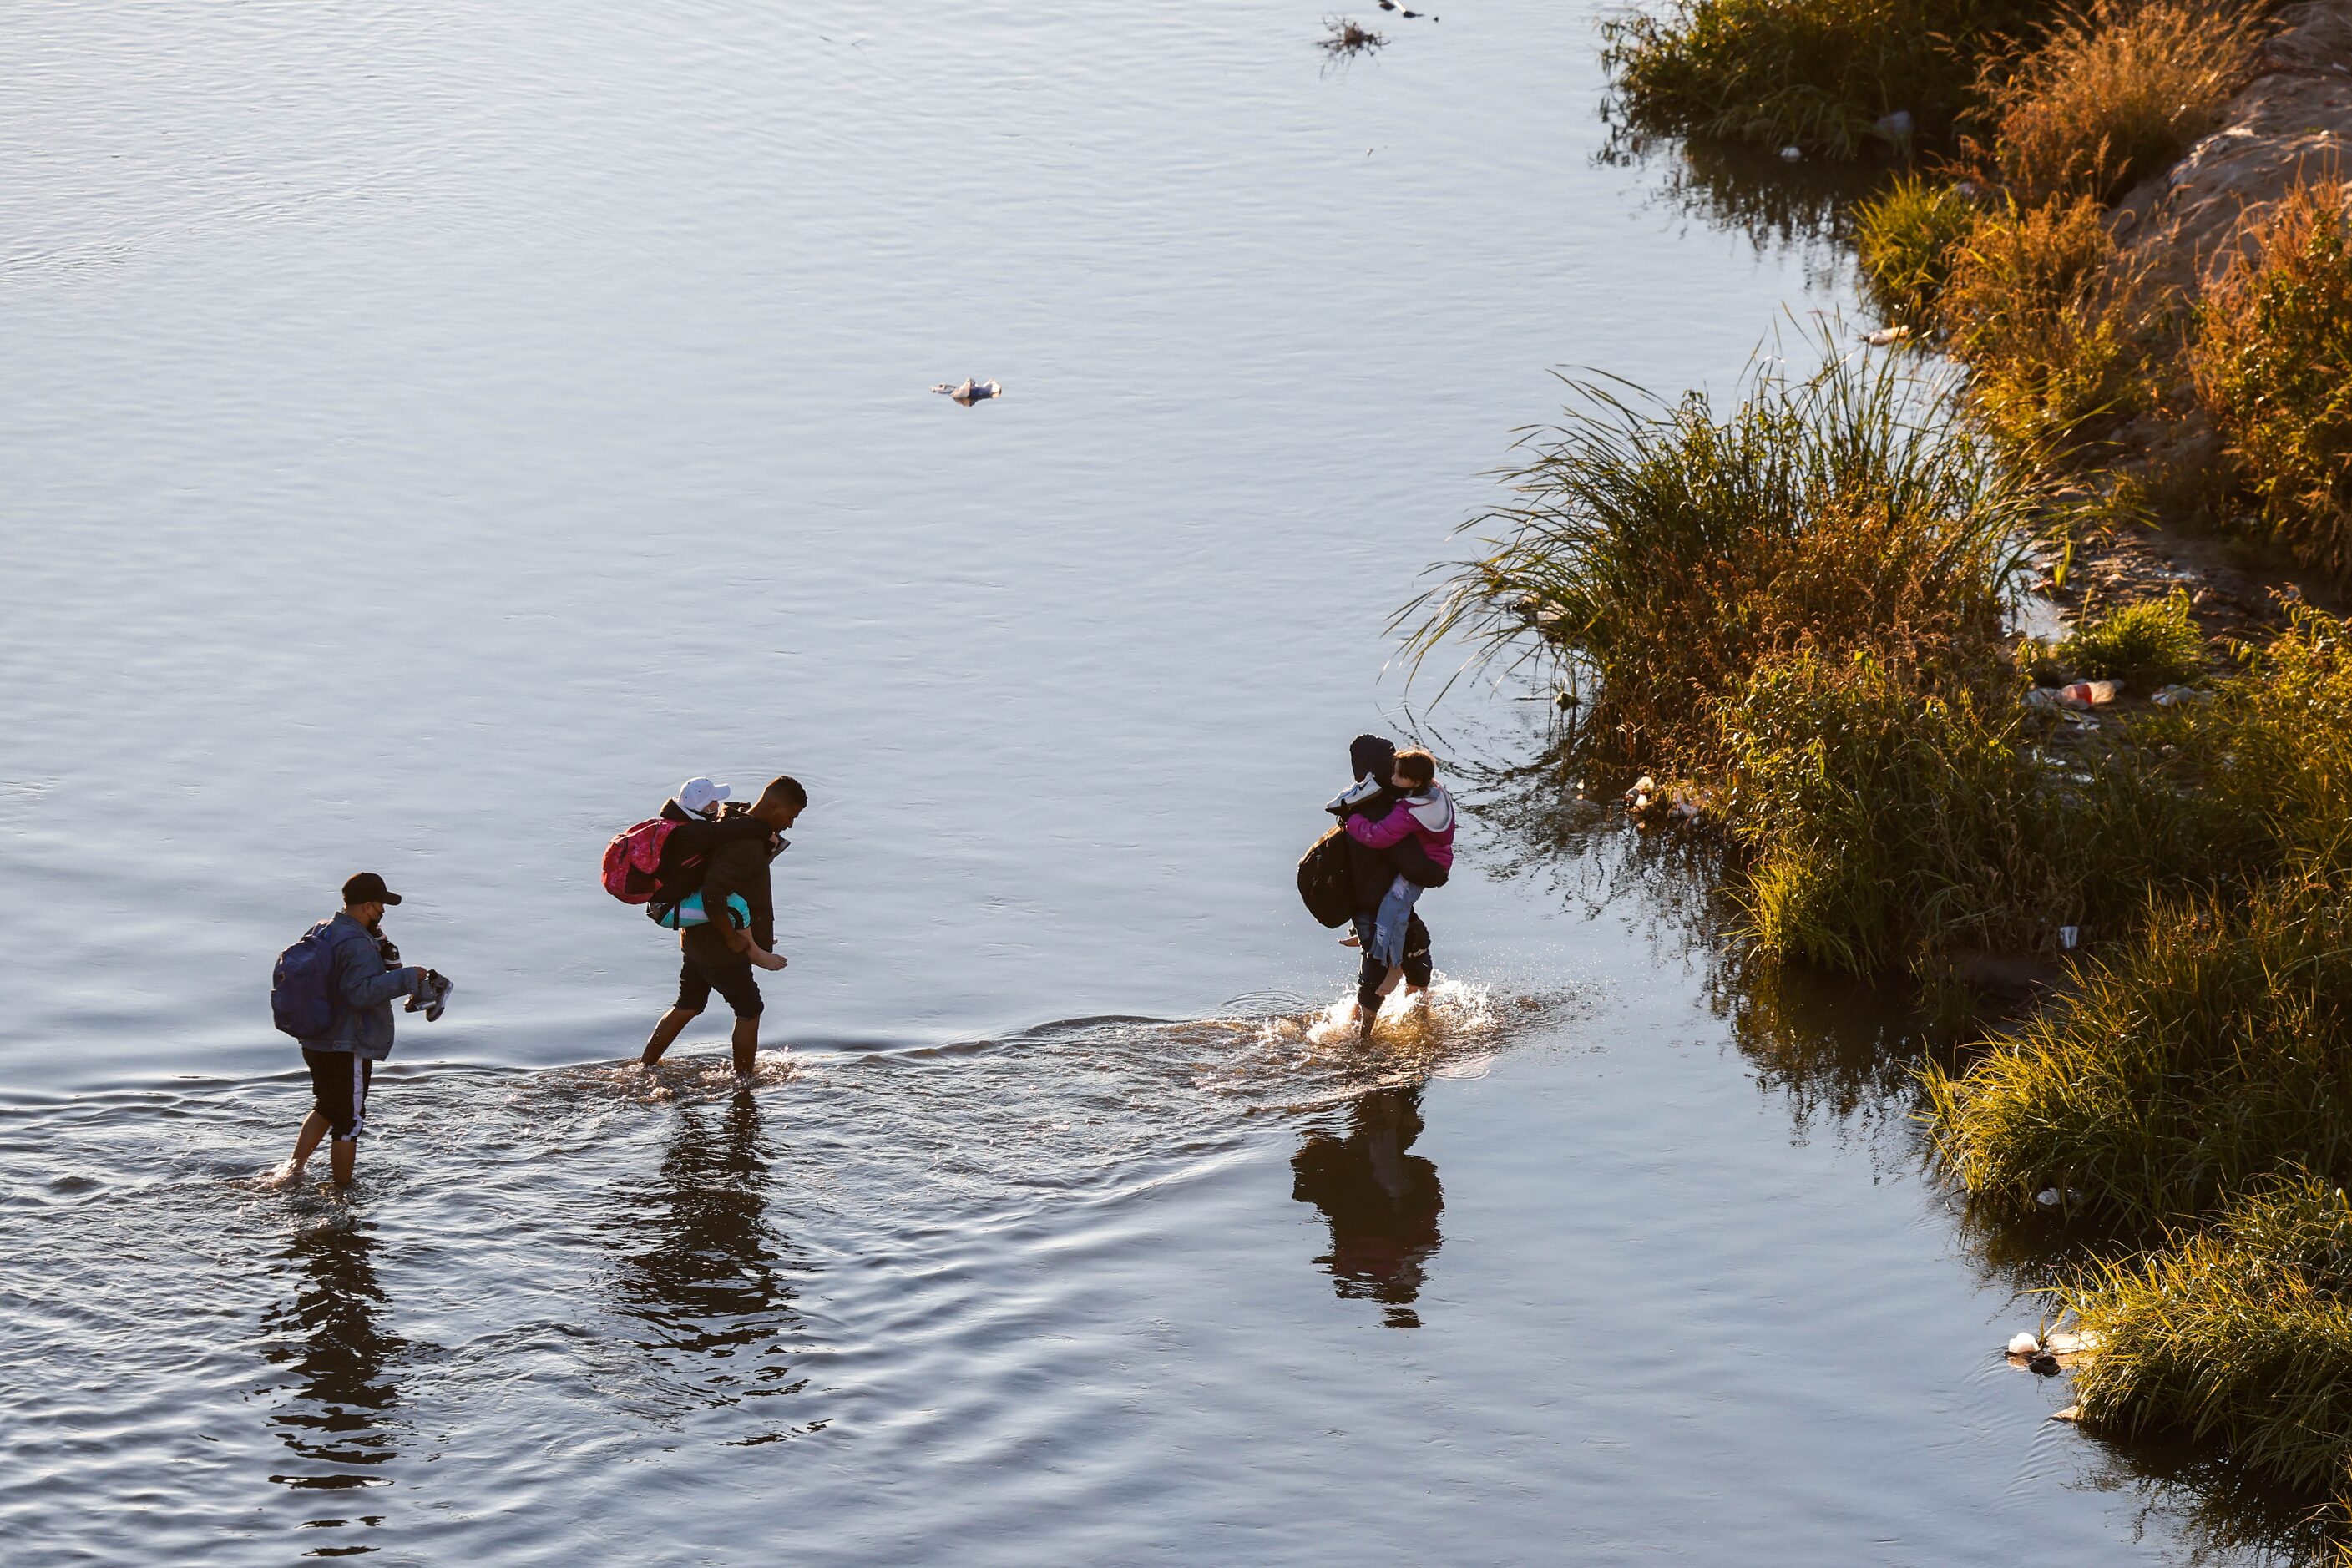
[612,1088,804,1397]
[261,1220,405,1503]
[1291,1085,1444,1328]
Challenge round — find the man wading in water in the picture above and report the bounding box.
[640,775,807,1077]
[1326,736,1445,1038]
[272,873,442,1187]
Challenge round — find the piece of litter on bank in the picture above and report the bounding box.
[931,377,1004,405]
[2044,1330,2100,1356]
[1779,145,1802,161]
[2059,924,2079,950]
[2022,685,2115,711]
[2007,1332,2041,1357]
[2151,684,2211,706]
[2037,1187,2062,1206]
[1865,325,1912,346]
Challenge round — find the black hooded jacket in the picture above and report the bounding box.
[1330,734,1448,913]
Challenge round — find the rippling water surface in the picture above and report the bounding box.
[0,0,2294,1562]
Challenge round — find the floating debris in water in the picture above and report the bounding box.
[1864,325,1913,347]
[1319,16,1387,56]
[932,377,1004,405]
[2007,1331,2041,1357]
[1779,145,1803,161]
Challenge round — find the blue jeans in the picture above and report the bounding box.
[1370,875,1422,968]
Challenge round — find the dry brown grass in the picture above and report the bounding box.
[2191,179,2352,584]
[1939,195,2154,453]
[1969,0,2268,206]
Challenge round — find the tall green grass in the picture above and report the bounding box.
[2057,589,2207,687]
[1925,611,2352,1221]
[1601,0,2040,156]
[1926,878,2352,1224]
[1854,175,1979,327]
[1399,345,2030,776]
[2063,1177,2352,1496]
[2191,181,2352,586]
[1717,648,2058,970]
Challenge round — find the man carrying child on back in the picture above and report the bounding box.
[1326,736,1454,1038]
[638,774,807,1077]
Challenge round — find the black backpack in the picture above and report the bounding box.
[1297,827,1357,928]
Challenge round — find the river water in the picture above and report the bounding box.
[0,1,2295,1562]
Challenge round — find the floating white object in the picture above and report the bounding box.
[2060,925,2080,950]
[1780,145,1802,161]
[2008,1332,2041,1357]
[2037,1187,2062,1206]
[1865,325,1913,347]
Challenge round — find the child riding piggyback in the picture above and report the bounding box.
[1343,747,1454,986]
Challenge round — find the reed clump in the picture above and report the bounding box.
[2056,589,2207,686]
[2190,180,2352,586]
[1854,175,1980,326]
[1600,0,2039,157]
[2062,1177,2352,1495]
[1716,648,2060,970]
[1926,878,2352,1224]
[1401,347,2028,776]
[1966,0,2267,207]
[1925,610,2352,1220]
[1939,195,2153,453]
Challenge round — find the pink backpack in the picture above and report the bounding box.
[601,819,680,904]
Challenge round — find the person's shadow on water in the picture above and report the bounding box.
[609,1088,810,1418]
[1291,1085,1445,1328]
[261,1216,406,1514]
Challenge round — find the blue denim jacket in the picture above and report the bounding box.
[297,911,422,1060]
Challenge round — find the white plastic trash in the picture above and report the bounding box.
[2007,1332,2041,1357]
[2059,925,2079,950]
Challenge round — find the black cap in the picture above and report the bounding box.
[342,872,402,907]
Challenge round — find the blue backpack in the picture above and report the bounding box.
[271,923,361,1040]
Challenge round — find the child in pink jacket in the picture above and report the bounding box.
[1343,748,1455,1011]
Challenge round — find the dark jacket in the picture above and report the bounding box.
[1329,785,1448,913]
[680,802,780,964]
[296,911,422,1060]
[652,799,775,908]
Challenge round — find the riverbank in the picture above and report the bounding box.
[1488,0,2352,1530]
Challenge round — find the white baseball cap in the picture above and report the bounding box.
[675,777,731,816]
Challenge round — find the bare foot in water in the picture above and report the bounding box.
[263,1160,305,1188]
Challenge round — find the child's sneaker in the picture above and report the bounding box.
[406,970,453,1023]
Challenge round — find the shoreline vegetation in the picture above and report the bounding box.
[1427,0,2352,1532]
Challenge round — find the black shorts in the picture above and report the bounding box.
[301,1048,374,1142]
[676,953,764,1019]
